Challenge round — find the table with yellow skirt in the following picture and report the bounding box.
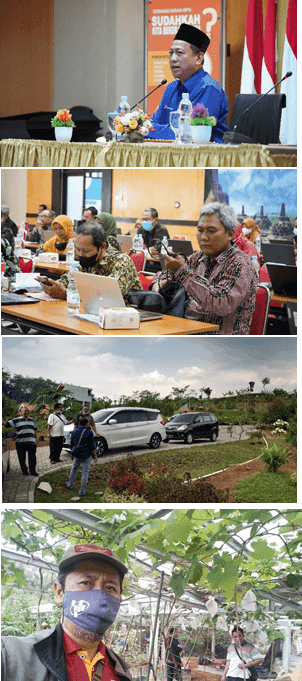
[0,138,297,168]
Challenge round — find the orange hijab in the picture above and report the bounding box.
[43,215,74,253]
[241,218,261,244]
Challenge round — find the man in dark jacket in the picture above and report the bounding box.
[166,627,183,681]
[65,416,97,496]
[2,543,132,681]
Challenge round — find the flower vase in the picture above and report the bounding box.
[124,132,143,143]
[54,127,73,142]
[191,125,212,144]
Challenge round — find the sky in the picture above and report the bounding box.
[218,169,297,216]
[2,337,297,402]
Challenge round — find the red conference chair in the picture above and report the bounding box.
[249,284,271,335]
[130,251,146,272]
[138,271,154,290]
[19,257,35,273]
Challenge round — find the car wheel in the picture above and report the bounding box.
[96,438,108,457]
[149,433,162,449]
[210,431,217,442]
[184,432,194,445]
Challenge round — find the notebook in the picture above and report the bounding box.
[266,263,297,297]
[72,271,162,321]
[262,242,296,266]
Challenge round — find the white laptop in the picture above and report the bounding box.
[73,271,163,321]
[73,271,125,315]
[117,234,132,253]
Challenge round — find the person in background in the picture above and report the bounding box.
[240,218,261,244]
[137,207,170,252]
[215,626,264,681]
[73,404,98,436]
[1,205,17,237]
[38,222,142,302]
[97,212,121,250]
[36,209,56,232]
[82,206,98,221]
[42,215,74,254]
[38,204,48,215]
[1,543,131,681]
[47,402,73,464]
[2,405,38,476]
[166,627,183,681]
[148,23,228,144]
[152,202,257,335]
[64,416,97,496]
[292,216,297,255]
[1,227,20,280]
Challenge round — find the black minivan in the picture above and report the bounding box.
[164,412,219,444]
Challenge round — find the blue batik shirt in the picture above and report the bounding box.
[149,68,229,144]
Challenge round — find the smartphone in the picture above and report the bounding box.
[36,276,52,286]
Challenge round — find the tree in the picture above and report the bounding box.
[262,377,270,392]
[249,382,255,393]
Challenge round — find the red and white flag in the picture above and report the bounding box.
[240,0,263,94]
[280,0,297,144]
[261,0,276,92]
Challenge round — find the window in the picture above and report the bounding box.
[113,411,132,424]
[146,411,159,421]
[203,415,212,422]
[130,410,147,422]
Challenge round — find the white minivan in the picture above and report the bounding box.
[63,407,166,456]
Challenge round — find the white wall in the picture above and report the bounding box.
[1,170,27,227]
[53,0,144,134]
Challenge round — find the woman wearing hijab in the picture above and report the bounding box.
[240,218,261,244]
[42,215,74,253]
[97,212,120,250]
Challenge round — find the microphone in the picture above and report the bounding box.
[130,80,167,111]
[224,72,293,145]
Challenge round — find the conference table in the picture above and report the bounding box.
[0,138,297,167]
[1,297,219,335]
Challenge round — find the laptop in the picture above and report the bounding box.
[168,239,194,257]
[262,242,296,266]
[117,234,132,253]
[1,293,40,305]
[266,263,297,297]
[73,271,162,321]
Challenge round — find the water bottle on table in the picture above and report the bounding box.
[255,235,261,254]
[251,255,260,277]
[133,233,144,252]
[67,263,80,314]
[66,238,75,267]
[178,93,192,144]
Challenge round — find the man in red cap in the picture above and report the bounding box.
[2,544,132,681]
[149,23,229,143]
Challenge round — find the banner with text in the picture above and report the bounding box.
[147,2,222,115]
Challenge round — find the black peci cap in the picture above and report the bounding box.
[174,23,210,53]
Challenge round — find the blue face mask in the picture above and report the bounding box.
[62,590,120,633]
[142,221,153,231]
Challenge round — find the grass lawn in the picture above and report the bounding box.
[34,438,263,503]
[233,471,297,503]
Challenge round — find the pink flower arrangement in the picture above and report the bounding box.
[190,104,217,126]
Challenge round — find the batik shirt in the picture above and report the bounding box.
[157,244,257,335]
[59,246,142,301]
[1,236,20,280]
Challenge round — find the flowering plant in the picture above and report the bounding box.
[113,104,155,137]
[50,109,76,127]
[190,103,217,126]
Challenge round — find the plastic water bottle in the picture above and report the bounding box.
[133,233,144,252]
[161,236,169,253]
[117,96,130,140]
[255,235,261,254]
[66,238,75,267]
[178,93,192,144]
[66,264,80,314]
[251,255,260,278]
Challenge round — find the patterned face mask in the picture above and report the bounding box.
[62,590,120,633]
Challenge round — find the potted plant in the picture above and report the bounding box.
[51,109,76,142]
[113,105,155,142]
[190,104,216,144]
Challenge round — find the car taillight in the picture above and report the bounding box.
[161,419,165,425]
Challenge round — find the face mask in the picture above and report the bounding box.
[62,590,120,634]
[79,252,99,268]
[55,241,68,251]
[56,410,63,414]
[293,228,297,236]
[242,227,253,236]
[142,221,153,231]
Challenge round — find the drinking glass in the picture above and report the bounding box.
[107,111,118,141]
[169,110,180,143]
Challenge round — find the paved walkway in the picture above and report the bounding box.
[2,426,252,503]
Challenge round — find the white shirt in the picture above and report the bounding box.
[48,412,67,436]
[227,641,264,679]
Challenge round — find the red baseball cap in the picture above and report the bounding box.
[58,544,128,575]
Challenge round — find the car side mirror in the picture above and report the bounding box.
[108,419,117,425]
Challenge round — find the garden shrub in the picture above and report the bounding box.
[261,444,287,472]
[286,415,297,447]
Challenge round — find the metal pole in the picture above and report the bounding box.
[146,571,165,681]
[130,613,143,653]
[183,623,206,670]
[123,615,135,655]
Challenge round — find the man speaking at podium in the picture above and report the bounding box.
[148,23,229,144]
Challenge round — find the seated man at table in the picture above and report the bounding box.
[1,205,17,237]
[38,222,142,302]
[137,207,170,273]
[148,23,228,144]
[82,206,98,221]
[152,203,257,335]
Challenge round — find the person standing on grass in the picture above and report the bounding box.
[64,416,97,496]
[47,403,73,464]
[2,406,38,476]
